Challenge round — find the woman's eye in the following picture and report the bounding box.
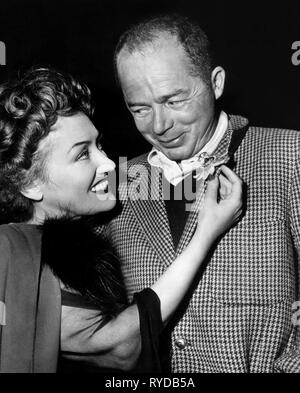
[76,149,90,161]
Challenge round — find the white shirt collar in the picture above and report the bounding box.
[148,111,229,185]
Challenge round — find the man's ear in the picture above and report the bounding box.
[211,66,226,100]
[21,182,43,201]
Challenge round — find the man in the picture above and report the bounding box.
[102,14,300,372]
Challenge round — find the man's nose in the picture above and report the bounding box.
[152,105,173,135]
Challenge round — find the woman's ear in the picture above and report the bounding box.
[21,182,43,201]
[211,66,226,100]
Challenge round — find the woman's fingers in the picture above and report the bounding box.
[198,167,244,237]
[205,175,219,204]
[218,165,243,198]
[219,174,232,199]
[219,165,242,185]
[218,166,244,222]
[205,166,243,205]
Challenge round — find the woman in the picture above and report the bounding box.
[0,67,243,372]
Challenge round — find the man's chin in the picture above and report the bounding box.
[162,147,191,162]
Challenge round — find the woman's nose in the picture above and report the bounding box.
[95,151,116,173]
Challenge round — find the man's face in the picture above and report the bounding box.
[117,35,224,161]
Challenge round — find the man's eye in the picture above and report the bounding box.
[132,107,150,116]
[168,100,185,108]
[76,149,90,161]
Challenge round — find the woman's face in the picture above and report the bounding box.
[37,112,116,219]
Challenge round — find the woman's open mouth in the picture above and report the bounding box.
[90,176,109,194]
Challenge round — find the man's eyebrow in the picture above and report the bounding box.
[127,89,187,107]
[157,89,187,103]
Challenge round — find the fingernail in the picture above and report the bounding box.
[216,167,222,176]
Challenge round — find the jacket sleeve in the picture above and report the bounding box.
[288,146,300,305]
[289,148,300,261]
[275,147,300,373]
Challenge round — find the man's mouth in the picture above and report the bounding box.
[158,133,185,147]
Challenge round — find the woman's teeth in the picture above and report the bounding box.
[91,179,108,193]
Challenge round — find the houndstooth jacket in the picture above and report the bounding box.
[99,115,300,373]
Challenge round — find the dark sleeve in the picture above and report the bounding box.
[133,288,163,373]
[60,287,164,373]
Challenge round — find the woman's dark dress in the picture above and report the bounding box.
[0,224,60,373]
[0,219,163,373]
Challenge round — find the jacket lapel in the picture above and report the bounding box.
[176,122,236,256]
[128,164,175,266]
[127,115,249,263]
[175,180,206,257]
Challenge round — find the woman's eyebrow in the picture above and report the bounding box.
[68,140,91,153]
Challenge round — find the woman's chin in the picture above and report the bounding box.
[92,192,117,213]
[43,191,117,218]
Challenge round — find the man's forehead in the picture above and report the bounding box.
[122,31,178,49]
[117,34,186,68]
[118,58,192,102]
[118,45,194,86]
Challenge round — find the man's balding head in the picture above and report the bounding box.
[114,14,215,86]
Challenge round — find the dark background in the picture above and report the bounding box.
[0,0,299,161]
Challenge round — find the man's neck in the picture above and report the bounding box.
[194,116,219,158]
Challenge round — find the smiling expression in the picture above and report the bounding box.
[36,112,116,220]
[117,34,224,161]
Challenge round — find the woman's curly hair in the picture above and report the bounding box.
[0,67,94,224]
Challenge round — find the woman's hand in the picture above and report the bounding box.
[197,165,243,239]
[59,166,244,368]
